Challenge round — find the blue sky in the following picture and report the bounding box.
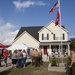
[0,0,75,45]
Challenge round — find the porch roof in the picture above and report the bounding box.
[40,41,70,45]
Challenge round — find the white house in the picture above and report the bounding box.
[12,21,70,61]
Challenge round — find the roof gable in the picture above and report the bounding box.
[38,20,54,33]
[14,31,40,43]
[38,20,68,33]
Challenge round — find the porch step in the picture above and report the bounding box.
[42,55,49,62]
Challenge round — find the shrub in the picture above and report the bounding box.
[67,56,71,66]
[51,57,57,66]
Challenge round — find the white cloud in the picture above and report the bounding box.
[13,0,46,10]
[0,22,19,45]
[35,1,46,6]
[0,23,15,32]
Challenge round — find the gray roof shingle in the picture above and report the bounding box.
[15,26,43,41]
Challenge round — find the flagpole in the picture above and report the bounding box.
[58,0,63,64]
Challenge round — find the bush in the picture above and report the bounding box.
[67,56,71,66]
[67,60,71,66]
[51,57,57,66]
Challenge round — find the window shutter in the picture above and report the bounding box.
[63,34,65,40]
[47,34,49,40]
[42,34,44,40]
[54,34,55,40]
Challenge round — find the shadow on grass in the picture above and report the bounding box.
[26,61,31,67]
[0,62,68,75]
[0,69,12,75]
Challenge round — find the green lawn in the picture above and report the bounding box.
[0,61,68,75]
[49,57,68,63]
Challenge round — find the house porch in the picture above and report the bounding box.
[40,41,70,57]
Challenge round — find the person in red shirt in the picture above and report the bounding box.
[3,49,8,67]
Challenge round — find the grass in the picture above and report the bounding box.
[0,61,68,75]
[49,57,68,63]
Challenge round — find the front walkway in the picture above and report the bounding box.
[48,63,66,72]
[0,58,32,72]
[0,58,67,73]
[0,58,12,72]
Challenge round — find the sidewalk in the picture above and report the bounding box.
[48,63,66,72]
[0,58,12,72]
[0,59,66,73]
[0,58,32,72]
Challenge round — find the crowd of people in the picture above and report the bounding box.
[0,48,43,68]
[11,49,27,68]
[0,48,75,75]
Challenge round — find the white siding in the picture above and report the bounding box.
[46,22,68,41]
[13,32,39,48]
[39,28,52,42]
[39,22,68,42]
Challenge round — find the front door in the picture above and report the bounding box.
[44,46,47,55]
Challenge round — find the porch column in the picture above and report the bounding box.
[68,44,70,56]
[47,45,51,56]
[49,45,51,56]
[58,44,61,56]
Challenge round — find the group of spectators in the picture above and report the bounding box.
[11,49,27,68]
[1,48,75,75]
[11,48,43,68]
[0,49,27,68]
[0,48,43,68]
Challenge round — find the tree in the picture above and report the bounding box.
[70,38,75,51]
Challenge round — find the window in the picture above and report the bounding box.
[44,34,47,40]
[55,34,59,40]
[59,34,63,40]
[53,33,65,40]
[42,33,49,40]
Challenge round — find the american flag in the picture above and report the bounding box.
[55,10,60,26]
[49,2,59,14]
